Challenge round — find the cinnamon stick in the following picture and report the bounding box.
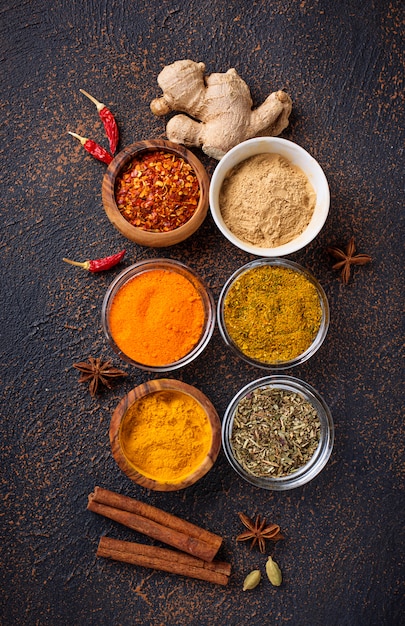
[99,536,231,576]
[97,536,230,586]
[88,487,222,561]
[88,499,215,561]
[91,487,222,549]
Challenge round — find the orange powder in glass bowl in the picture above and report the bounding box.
[102,259,216,371]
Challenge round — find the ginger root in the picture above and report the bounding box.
[150,60,292,160]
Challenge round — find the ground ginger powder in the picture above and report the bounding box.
[219,153,316,247]
[120,390,212,483]
[223,265,322,363]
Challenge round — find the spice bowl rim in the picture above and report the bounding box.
[101,139,210,247]
[101,257,216,371]
[217,257,329,370]
[222,375,334,491]
[110,378,222,491]
[209,136,330,257]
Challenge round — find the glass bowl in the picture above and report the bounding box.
[222,375,334,491]
[102,139,210,247]
[110,378,221,491]
[209,137,330,257]
[102,258,215,371]
[217,258,329,369]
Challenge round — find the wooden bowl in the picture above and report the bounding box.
[110,379,221,491]
[102,140,210,247]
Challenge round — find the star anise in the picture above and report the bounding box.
[327,236,372,284]
[236,512,284,553]
[73,357,127,397]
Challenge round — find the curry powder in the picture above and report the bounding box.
[223,266,322,363]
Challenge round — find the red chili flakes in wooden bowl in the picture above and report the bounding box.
[115,150,201,232]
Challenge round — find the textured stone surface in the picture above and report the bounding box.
[1,1,403,624]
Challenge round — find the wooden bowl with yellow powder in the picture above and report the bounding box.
[217,258,329,369]
[101,258,215,371]
[110,379,221,491]
[102,139,210,247]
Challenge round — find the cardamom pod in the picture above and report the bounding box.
[265,556,282,586]
[243,569,261,591]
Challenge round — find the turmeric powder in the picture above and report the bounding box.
[108,268,205,366]
[120,390,212,483]
[223,265,322,363]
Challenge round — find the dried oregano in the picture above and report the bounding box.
[231,386,321,477]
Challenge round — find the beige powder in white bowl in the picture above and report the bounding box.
[209,138,330,257]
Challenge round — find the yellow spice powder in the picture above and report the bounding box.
[224,266,322,363]
[120,390,212,483]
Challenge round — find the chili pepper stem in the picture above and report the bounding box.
[79,89,104,112]
[68,131,88,146]
[63,257,91,270]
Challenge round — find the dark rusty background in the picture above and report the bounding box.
[1,1,403,624]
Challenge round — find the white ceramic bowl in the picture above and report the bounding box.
[209,137,330,257]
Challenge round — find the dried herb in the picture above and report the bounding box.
[327,236,372,284]
[73,357,127,397]
[236,512,284,553]
[231,387,321,477]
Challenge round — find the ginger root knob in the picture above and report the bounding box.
[150,59,292,159]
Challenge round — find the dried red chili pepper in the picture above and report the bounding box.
[62,249,126,272]
[68,131,113,165]
[80,89,119,155]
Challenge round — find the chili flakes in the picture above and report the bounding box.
[115,150,200,232]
